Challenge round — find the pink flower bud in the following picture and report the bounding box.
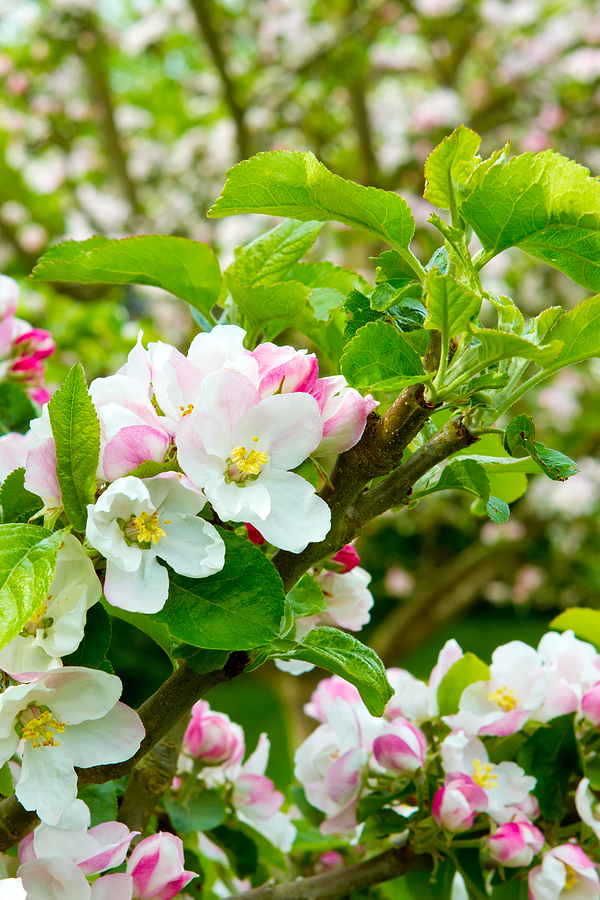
[233,773,285,819]
[246,523,266,545]
[126,833,195,900]
[487,821,544,867]
[529,845,600,900]
[252,342,319,398]
[432,775,488,832]
[582,681,600,727]
[331,544,360,573]
[14,328,55,361]
[184,700,245,766]
[304,675,363,722]
[373,718,427,773]
[310,376,378,457]
[316,851,345,873]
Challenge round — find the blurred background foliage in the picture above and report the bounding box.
[3,0,600,783]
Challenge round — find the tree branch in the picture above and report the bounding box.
[225,845,430,900]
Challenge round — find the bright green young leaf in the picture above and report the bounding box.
[0,524,64,650]
[208,150,421,277]
[154,529,285,650]
[48,363,100,532]
[341,321,426,390]
[124,460,182,479]
[539,293,600,376]
[273,627,393,717]
[488,293,525,334]
[0,468,42,524]
[101,598,174,659]
[286,574,327,619]
[286,260,369,293]
[63,603,111,668]
[309,287,345,320]
[424,125,482,210]
[458,454,548,475]
[437,652,491,716]
[0,383,37,435]
[0,762,13,797]
[423,270,481,339]
[450,326,562,384]
[292,820,346,854]
[229,219,322,286]
[343,290,383,340]
[30,235,222,319]
[504,414,579,481]
[463,151,600,291]
[550,607,600,649]
[431,459,490,502]
[371,249,417,287]
[229,277,312,331]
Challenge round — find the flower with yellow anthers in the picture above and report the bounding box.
[488,686,519,712]
[0,667,144,825]
[86,473,225,614]
[529,845,599,900]
[227,437,269,482]
[472,758,498,790]
[0,535,101,676]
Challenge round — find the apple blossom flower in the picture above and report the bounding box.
[8,357,50,405]
[17,857,92,900]
[90,874,134,900]
[432,774,488,832]
[126,832,195,900]
[86,473,225,614]
[576,778,600,839]
[309,375,378,458]
[528,845,600,900]
[251,342,318,398]
[314,565,374,631]
[177,368,331,552]
[535,630,600,722]
[18,798,136,875]
[440,730,536,823]
[0,430,35,482]
[330,544,360,573]
[0,274,19,319]
[486,820,544,867]
[184,700,245,767]
[0,880,26,900]
[581,681,600,727]
[444,641,548,736]
[385,639,463,724]
[0,666,144,824]
[24,406,62,510]
[13,328,55,361]
[373,718,427,773]
[303,675,363,723]
[0,534,102,674]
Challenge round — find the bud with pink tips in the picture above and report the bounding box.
[431,774,488,832]
[528,845,600,900]
[373,718,427,774]
[184,700,245,767]
[310,375,378,458]
[126,832,195,900]
[582,680,600,727]
[486,820,544,867]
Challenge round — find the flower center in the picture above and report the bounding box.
[225,437,268,484]
[180,403,194,416]
[19,705,64,748]
[20,602,53,637]
[125,510,167,545]
[564,864,578,890]
[488,686,519,712]
[472,758,498,790]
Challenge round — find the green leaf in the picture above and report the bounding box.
[504,414,579,481]
[457,454,542,475]
[0,383,37,434]
[424,125,482,210]
[77,783,117,826]
[341,321,426,391]
[235,820,287,872]
[63,602,111,668]
[0,762,13,797]
[286,260,369,293]
[343,289,383,340]
[101,597,174,658]
[291,820,345,853]
[287,574,327,619]
[539,293,600,375]
[30,235,222,319]
[433,459,490,502]
[124,460,182,479]
[173,645,230,673]
[424,270,481,339]
[229,219,322,285]
[0,468,41,524]
[0,524,64,651]
[382,862,455,900]
[462,150,600,291]
[517,713,580,819]
[437,652,490,716]
[372,249,418,287]
[361,808,411,842]
[48,363,100,532]
[486,496,510,524]
[273,627,393,717]
[550,607,600,649]
[229,278,312,332]
[309,287,345,321]
[154,529,285,651]
[451,325,562,383]
[207,824,258,878]
[290,785,325,827]
[165,790,226,834]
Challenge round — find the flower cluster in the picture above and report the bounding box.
[292,630,600,899]
[23,326,374,614]
[0,275,54,407]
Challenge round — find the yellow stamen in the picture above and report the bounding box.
[564,865,578,890]
[231,438,269,476]
[21,709,65,748]
[29,603,47,626]
[472,758,498,790]
[132,510,166,545]
[179,403,194,416]
[488,686,519,712]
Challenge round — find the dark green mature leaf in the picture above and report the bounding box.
[341,321,427,391]
[517,714,580,819]
[424,125,482,210]
[207,824,258,878]
[0,383,37,434]
[30,235,222,319]
[0,524,64,650]
[290,785,325,827]
[0,468,41,524]
[208,150,420,274]
[343,289,383,340]
[462,150,600,291]
[287,574,327,619]
[48,363,100,532]
[361,808,411,842]
[504,414,579,481]
[173,645,230,673]
[550,607,600,649]
[63,602,111,668]
[273,627,393,717]
[424,270,481,338]
[101,598,174,658]
[155,529,285,650]
[230,219,322,285]
[236,821,287,872]
[77,783,117,826]
[437,653,490,716]
[166,790,226,834]
[382,861,455,900]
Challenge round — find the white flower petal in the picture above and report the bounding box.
[60,702,144,768]
[157,517,225,578]
[190,369,261,459]
[250,470,330,553]
[43,667,123,724]
[18,857,92,900]
[17,742,78,825]
[232,391,323,470]
[104,554,169,614]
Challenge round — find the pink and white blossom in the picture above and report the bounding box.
[330,544,360,573]
[314,566,374,631]
[126,832,195,900]
[303,675,364,723]
[385,639,463,724]
[251,342,318,398]
[0,879,26,900]
[86,473,225,614]
[0,430,35,483]
[184,700,245,767]
[486,820,544,867]
[177,368,330,552]
[17,856,92,900]
[24,406,61,510]
[0,667,144,824]
[536,630,600,722]
[528,845,600,900]
[582,681,600,727]
[432,774,488,832]
[575,777,600,840]
[373,718,427,773]
[309,375,377,458]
